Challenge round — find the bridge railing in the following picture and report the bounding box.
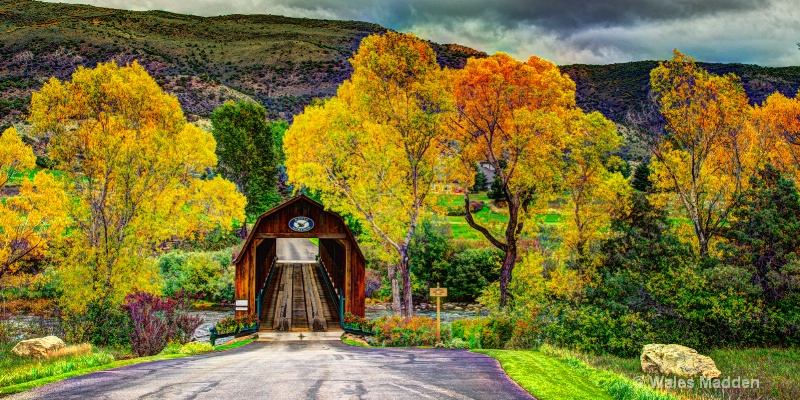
[316,255,342,325]
[256,256,278,319]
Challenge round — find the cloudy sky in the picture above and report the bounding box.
[47,0,800,66]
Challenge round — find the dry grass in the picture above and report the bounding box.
[44,343,92,359]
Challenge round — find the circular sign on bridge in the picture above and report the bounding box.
[289,216,314,232]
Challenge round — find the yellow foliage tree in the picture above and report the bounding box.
[0,127,68,282]
[29,61,246,311]
[285,33,452,316]
[647,50,756,256]
[561,113,629,262]
[0,127,36,188]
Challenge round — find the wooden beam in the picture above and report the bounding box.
[344,239,351,314]
[256,233,347,239]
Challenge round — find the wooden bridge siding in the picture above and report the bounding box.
[349,244,366,316]
[254,201,346,238]
[319,239,344,289]
[234,238,275,317]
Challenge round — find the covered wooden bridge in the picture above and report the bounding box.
[232,195,366,332]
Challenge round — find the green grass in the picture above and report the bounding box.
[213,339,254,351]
[341,337,371,347]
[541,345,800,400]
[0,344,117,390]
[475,349,615,400]
[308,238,319,246]
[0,340,255,395]
[0,352,187,395]
[478,348,677,400]
[440,193,563,240]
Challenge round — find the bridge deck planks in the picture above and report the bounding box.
[261,263,340,332]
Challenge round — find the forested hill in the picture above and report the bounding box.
[0,0,484,126]
[561,61,800,124]
[1,0,799,128]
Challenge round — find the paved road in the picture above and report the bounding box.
[277,238,318,262]
[11,341,533,400]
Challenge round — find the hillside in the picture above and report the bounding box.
[0,0,484,126]
[561,61,800,123]
[1,0,798,129]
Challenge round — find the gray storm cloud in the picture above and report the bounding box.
[43,0,800,66]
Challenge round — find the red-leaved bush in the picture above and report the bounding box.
[122,290,178,356]
[172,290,204,344]
[372,315,450,347]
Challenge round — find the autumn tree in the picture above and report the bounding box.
[29,61,246,312]
[561,113,629,262]
[0,127,67,281]
[285,32,451,316]
[751,91,800,181]
[212,100,282,218]
[448,53,581,307]
[639,50,755,256]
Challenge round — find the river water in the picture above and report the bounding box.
[188,306,487,342]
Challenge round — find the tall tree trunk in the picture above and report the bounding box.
[498,244,517,308]
[389,263,401,315]
[398,249,414,317]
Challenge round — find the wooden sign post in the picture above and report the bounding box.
[430,283,448,342]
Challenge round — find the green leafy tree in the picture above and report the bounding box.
[720,165,800,303]
[631,162,653,192]
[212,100,281,217]
[445,248,501,301]
[409,219,453,290]
[472,169,489,192]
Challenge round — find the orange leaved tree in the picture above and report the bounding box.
[448,53,610,307]
[752,91,800,181]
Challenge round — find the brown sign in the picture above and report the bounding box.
[430,287,448,297]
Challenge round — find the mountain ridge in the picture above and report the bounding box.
[1,0,799,129]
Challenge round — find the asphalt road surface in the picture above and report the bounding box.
[277,238,318,262]
[11,341,533,400]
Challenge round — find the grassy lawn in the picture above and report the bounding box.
[542,346,800,400]
[440,193,563,240]
[308,238,319,246]
[475,349,615,400]
[0,339,255,395]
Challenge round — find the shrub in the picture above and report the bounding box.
[0,318,19,345]
[371,315,450,347]
[158,249,234,302]
[445,248,501,301]
[342,312,375,332]
[172,290,204,344]
[451,317,514,349]
[507,318,543,349]
[446,337,470,349]
[62,300,131,347]
[214,313,258,334]
[179,341,213,354]
[122,291,177,356]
